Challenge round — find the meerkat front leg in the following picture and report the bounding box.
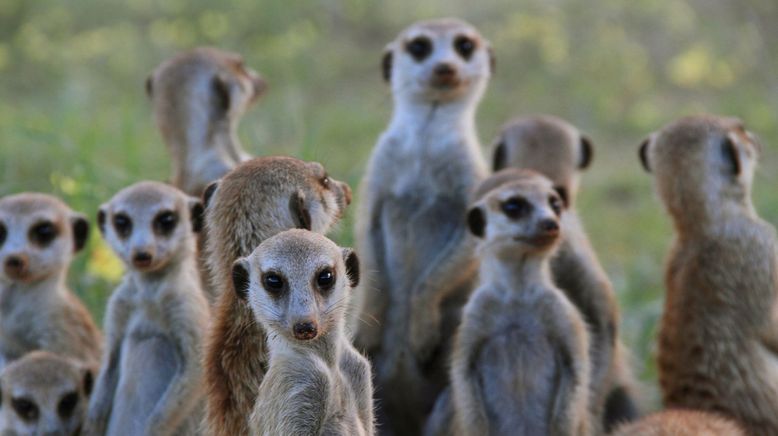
[548,327,591,436]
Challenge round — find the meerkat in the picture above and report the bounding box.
[611,409,744,436]
[427,169,590,435]
[492,115,639,431]
[0,193,102,368]
[146,47,267,197]
[0,350,95,436]
[202,157,352,436]
[640,115,778,434]
[352,18,493,433]
[83,181,209,436]
[229,229,373,435]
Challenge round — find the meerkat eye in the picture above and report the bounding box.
[153,210,179,236]
[549,196,562,216]
[454,35,475,60]
[316,267,335,291]
[320,175,331,189]
[262,272,285,295]
[113,213,132,238]
[29,221,58,247]
[0,222,6,247]
[406,37,432,61]
[11,397,38,421]
[501,197,532,219]
[57,391,79,418]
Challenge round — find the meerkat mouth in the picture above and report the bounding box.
[513,234,558,247]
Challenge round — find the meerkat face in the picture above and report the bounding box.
[0,194,89,285]
[0,351,93,436]
[383,18,494,104]
[232,230,359,343]
[492,116,594,207]
[468,170,564,256]
[98,182,203,274]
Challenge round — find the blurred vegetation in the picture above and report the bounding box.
[2,0,778,409]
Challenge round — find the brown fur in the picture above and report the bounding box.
[611,409,744,436]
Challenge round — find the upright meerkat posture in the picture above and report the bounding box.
[428,170,590,435]
[353,18,493,433]
[202,157,352,436]
[492,115,639,431]
[84,181,209,436]
[0,193,101,368]
[0,351,95,436]
[640,115,778,434]
[611,410,744,436]
[147,47,267,196]
[231,230,373,435]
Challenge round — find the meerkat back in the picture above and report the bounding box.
[611,410,744,436]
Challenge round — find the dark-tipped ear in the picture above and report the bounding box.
[492,140,507,171]
[289,191,311,230]
[488,46,496,75]
[145,74,153,98]
[579,135,594,170]
[71,215,90,253]
[211,74,231,112]
[467,207,486,238]
[203,181,218,209]
[189,198,205,233]
[554,186,570,209]
[232,259,250,300]
[96,207,107,235]
[722,136,741,176]
[381,49,393,83]
[342,248,360,288]
[82,368,94,396]
[639,138,651,173]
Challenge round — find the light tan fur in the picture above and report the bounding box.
[611,409,744,436]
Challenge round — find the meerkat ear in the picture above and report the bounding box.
[722,134,742,176]
[188,198,205,233]
[71,214,90,253]
[488,46,496,75]
[639,138,651,173]
[211,74,231,112]
[203,181,219,209]
[82,367,94,396]
[467,207,486,238]
[145,74,153,98]
[492,140,507,171]
[97,206,107,235]
[232,259,250,300]
[579,135,594,170]
[289,191,312,231]
[382,48,393,83]
[342,248,360,288]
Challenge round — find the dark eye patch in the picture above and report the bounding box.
[29,221,58,247]
[57,391,79,419]
[11,397,38,422]
[153,210,178,237]
[113,213,132,239]
[549,196,562,216]
[501,197,532,219]
[262,272,286,296]
[0,222,6,247]
[454,35,476,60]
[406,36,432,61]
[316,267,335,292]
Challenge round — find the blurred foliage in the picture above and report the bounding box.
[2,0,778,410]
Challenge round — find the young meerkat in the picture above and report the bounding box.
[492,115,639,431]
[0,351,95,436]
[0,193,101,368]
[611,410,744,436]
[640,114,778,434]
[202,157,352,436]
[84,181,209,436]
[352,18,493,433]
[231,229,373,435]
[427,169,590,436]
[146,47,267,196]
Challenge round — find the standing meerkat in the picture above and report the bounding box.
[0,193,101,368]
[427,169,590,436]
[492,115,639,431]
[640,115,778,434]
[231,229,373,435]
[611,410,744,436]
[352,18,493,433]
[0,351,95,436]
[146,47,267,196]
[84,181,209,436]
[202,157,352,436]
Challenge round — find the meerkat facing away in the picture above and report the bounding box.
[231,230,373,435]
[146,47,267,196]
[0,351,95,436]
[492,115,639,431]
[84,181,209,436]
[202,157,352,436]
[611,409,744,436]
[427,169,590,435]
[0,193,102,368]
[352,18,493,433]
[640,115,778,434]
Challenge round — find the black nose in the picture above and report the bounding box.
[134,252,152,262]
[293,322,318,340]
[539,219,559,233]
[5,256,26,271]
[433,63,456,77]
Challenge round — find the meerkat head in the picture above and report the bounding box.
[382,18,494,105]
[98,181,204,274]
[639,115,762,220]
[492,115,594,207]
[0,194,89,285]
[232,229,359,343]
[0,351,94,436]
[467,169,564,257]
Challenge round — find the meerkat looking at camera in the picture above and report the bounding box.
[0,351,95,436]
[427,169,590,436]
[231,229,374,435]
[84,181,209,436]
[147,47,267,196]
[640,114,778,434]
[352,18,493,433]
[0,193,102,368]
[202,157,352,436]
[492,115,639,431]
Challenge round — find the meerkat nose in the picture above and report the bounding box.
[293,321,318,340]
[433,63,456,78]
[4,255,27,274]
[538,219,560,234]
[342,184,353,206]
[132,251,153,268]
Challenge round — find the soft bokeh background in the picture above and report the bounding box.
[2,0,778,408]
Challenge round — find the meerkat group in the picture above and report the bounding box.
[1,16,777,436]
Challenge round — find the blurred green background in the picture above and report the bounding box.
[2,0,777,409]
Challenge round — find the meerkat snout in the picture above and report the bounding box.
[293,321,318,341]
[4,254,28,279]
